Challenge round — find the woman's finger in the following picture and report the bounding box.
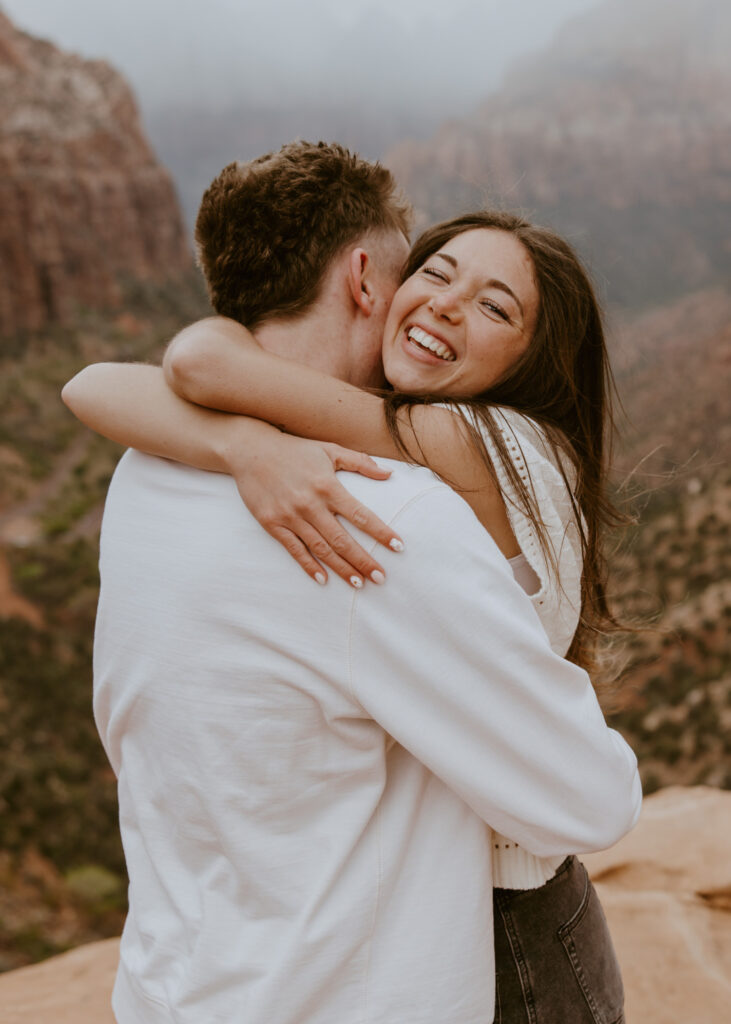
[295,520,375,589]
[267,524,328,585]
[306,508,388,585]
[333,489,405,554]
[322,443,392,480]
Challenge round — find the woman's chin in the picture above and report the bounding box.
[386,374,439,397]
[384,362,444,397]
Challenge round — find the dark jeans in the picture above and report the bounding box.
[493,856,625,1024]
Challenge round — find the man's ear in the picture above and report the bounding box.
[347,248,375,317]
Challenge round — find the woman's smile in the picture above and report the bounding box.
[382,228,539,397]
[403,324,457,363]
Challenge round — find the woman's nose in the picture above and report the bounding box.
[428,289,462,319]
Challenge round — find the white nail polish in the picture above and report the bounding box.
[370,570,386,585]
[315,572,326,585]
[350,576,364,589]
[389,538,404,552]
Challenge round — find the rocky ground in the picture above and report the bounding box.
[0,787,728,1023]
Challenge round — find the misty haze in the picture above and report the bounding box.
[3,0,601,226]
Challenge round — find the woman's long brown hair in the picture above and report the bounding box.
[384,211,625,680]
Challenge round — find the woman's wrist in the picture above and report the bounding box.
[214,416,284,477]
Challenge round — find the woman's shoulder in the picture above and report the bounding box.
[490,407,574,480]
[433,401,573,489]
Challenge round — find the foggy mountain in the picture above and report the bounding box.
[2,0,600,227]
[387,0,731,309]
[2,0,599,112]
[3,0,727,302]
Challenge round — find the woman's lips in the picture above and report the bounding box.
[402,325,457,365]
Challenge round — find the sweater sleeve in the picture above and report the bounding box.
[347,485,641,859]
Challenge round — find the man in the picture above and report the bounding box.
[64,142,641,1023]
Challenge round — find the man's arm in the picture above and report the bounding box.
[348,484,641,857]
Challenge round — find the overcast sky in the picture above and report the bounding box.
[1,0,603,114]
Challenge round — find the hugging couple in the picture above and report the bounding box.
[64,141,641,1024]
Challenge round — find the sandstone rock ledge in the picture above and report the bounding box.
[583,785,731,1023]
[0,937,118,1024]
[0,786,728,1023]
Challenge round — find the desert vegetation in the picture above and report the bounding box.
[0,279,209,969]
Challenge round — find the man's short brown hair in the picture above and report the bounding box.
[195,141,412,328]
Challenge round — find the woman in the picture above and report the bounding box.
[64,210,628,1023]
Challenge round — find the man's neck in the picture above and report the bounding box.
[254,304,369,386]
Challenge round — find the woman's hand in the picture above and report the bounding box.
[226,432,404,588]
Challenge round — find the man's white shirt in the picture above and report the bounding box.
[94,451,641,1024]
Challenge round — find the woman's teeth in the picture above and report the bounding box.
[407,326,456,362]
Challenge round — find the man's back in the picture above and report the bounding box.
[97,450,640,1024]
[96,452,498,1024]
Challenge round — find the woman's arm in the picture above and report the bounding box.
[165,318,519,556]
[61,363,403,587]
[63,360,260,471]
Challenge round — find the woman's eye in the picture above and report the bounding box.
[482,299,508,320]
[422,266,448,282]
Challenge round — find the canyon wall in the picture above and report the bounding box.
[0,10,191,337]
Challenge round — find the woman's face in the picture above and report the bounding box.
[381,228,540,397]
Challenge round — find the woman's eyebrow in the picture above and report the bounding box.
[484,279,524,318]
[434,252,524,317]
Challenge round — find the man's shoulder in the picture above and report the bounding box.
[109,449,239,503]
[102,450,246,547]
[105,450,485,549]
[338,458,502,563]
[337,458,461,521]
[112,449,226,485]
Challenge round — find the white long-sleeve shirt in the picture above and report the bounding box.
[95,450,641,1024]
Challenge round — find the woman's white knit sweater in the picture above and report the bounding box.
[481,407,585,889]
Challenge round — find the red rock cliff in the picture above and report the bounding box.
[0,11,191,337]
